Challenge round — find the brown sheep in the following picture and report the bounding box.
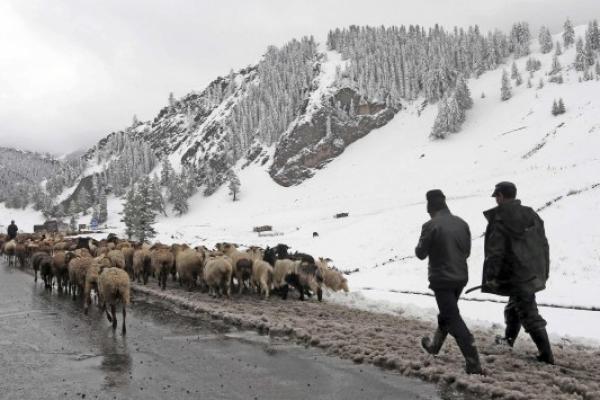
[274,259,322,301]
[31,251,53,288]
[107,249,126,269]
[176,248,204,291]
[122,247,135,278]
[53,241,69,252]
[152,248,174,290]
[15,242,27,268]
[83,256,112,314]
[74,248,92,258]
[98,267,130,335]
[317,258,349,293]
[251,259,273,299]
[52,251,71,292]
[133,249,152,284]
[68,255,93,300]
[203,256,233,298]
[219,243,253,294]
[83,263,101,314]
[96,246,110,256]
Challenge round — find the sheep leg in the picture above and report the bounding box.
[105,306,112,323]
[111,304,117,330]
[121,306,126,335]
[281,284,289,300]
[34,269,38,283]
[161,272,166,290]
[317,288,323,302]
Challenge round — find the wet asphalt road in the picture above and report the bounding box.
[0,262,452,400]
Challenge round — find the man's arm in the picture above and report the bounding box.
[483,223,507,282]
[415,222,434,260]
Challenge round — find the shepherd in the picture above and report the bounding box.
[481,181,554,364]
[7,220,18,241]
[415,189,482,374]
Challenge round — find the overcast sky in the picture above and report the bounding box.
[0,0,598,155]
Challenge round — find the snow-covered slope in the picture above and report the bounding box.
[45,25,599,343]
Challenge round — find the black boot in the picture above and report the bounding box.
[456,337,483,375]
[421,329,448,355]
[529,328,554,365]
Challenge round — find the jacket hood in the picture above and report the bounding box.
[484,200,535,237]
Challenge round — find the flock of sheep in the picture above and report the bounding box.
[0,233,349,335]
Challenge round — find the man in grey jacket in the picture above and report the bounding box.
[415,189,482,374]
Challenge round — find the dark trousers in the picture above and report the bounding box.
[504,293,547,341]
[433,287,474,346]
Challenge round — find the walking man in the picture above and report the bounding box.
[415,189,482,374]
[7,220,18,240]
[482,181,554,364]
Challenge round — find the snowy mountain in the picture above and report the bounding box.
[3,20,600,340]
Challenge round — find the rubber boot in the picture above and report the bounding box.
[456,337,483,375]
[529,328,555,365]
[421,329,448,355]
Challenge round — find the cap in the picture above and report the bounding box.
[426,189,446,202]
[491,181,517,198]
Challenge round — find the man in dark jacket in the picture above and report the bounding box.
[415,189,482,374]
[483,181,554,364]
[7,220,18,240]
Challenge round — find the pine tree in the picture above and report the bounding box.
[550,55,562,75]
[538,78,544,89]
[551,100,559,116]
[132,114,139,126]
[68,199,79,216]
[430,93,463,139]
[454,75,473,110]
[558,98,566,114]
[563,18,575,48]
[596,62,600,77]
[77,186,93,215]
[584,30,595,67]
[227,171,241,201]
[150,177,167,216]
[98,193,108,224]
[501,69,512,101]
[575,38,586,71]
[121,187,139,240]
[169,175,189,216]
[527,78,532,88]
[70,215,78,232]
[91,206,99,227]
[592,20,600,50]
[168,92,175,107]
[515,71,523,86]
[511,61,519,79]
[538,26,553,54]
[136,177,157,241]
[160,158,173,186]
[555,41,562,56]
[431,98,450,139]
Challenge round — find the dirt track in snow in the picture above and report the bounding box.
[132,283,600,400]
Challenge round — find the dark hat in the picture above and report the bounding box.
[426,189,446,202]
[426,189,447,214]
[491,181,517,198]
